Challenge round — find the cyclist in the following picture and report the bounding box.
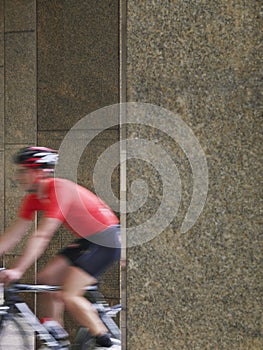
[0,146,121,348]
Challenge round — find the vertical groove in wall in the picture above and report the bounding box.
[2,0,6,269]
[33,0,37,319]
[119,0,127,349]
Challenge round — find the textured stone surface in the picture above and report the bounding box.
[37,0,119,131]
[0,67,3,149]
[0,0,3,67]
[5,31,36,143]
[126,1,262,349]
[4,0,36,32]
[0,1,3,150]
[0,0,4,67]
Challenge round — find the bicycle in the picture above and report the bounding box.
[0,269,121,349]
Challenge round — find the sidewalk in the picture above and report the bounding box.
[0,318,35,349]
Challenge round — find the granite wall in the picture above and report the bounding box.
[125,1,262,349]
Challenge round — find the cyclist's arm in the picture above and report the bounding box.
[12,217,62,275]
[0,218,32,256]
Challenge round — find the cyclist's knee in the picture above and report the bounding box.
[60,290,75,309]
[60,289,91,309]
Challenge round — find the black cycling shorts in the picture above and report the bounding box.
[58,225,121,278]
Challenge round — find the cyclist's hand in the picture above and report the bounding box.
[0,268,22,286]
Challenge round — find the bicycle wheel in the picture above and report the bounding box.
[0,314,33,349]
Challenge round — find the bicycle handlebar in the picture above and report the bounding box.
[12,284,98,292]
[0,269,98,293]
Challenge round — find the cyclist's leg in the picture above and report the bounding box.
[61,266,107,336]
[37,255,70,325]
[38,255,69,285]
[60,238,120,340]
[37,236,92,325]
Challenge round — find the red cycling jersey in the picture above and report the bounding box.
[18,178,119,237]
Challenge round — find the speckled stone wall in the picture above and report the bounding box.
[126,1,262,349]
[0,0,3,242]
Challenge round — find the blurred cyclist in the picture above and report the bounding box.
[0,146,121,348]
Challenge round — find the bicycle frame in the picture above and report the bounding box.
[0,281,121,349]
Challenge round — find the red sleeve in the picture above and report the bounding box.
[18,195,36,221]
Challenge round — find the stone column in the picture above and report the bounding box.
[125,1,262,349]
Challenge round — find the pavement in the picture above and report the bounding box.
[0,319,35,349]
